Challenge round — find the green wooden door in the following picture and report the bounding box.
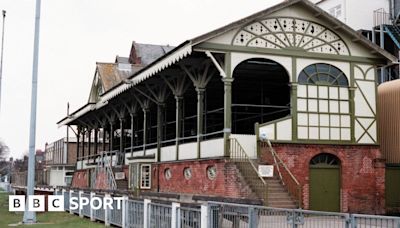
[309,154,341,212]
[386,167,400,209]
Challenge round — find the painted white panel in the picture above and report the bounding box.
[329,87,339,99]
[319,100,328,112]
[358,118,373,130]
[308,99,318,112]
[320,127,330,140]
[341,128,351,140]
[231,52,292,80]
[365,69,375,81]
[179,142,197,160]
[298,85,307,97]
[330,115,340,127]
[330,128,340,140]
[276,119,292,141]
[161,145,176,162]
[355,88,374,117]
[329,100,339,113]
[339,88,349,100]
[358,134,374,144]
[319,86,328,99]
[231,134,256,158]
[355,120,363,141]
[309,127,319,139]
[298,127,308,139]
[354,67,364,79]
[309,114,319,126]
[201,138,224,158]
[308,85,318,98]
[341,115,351,127]
[320,114,330,127]
[298,99,307,111]
[207,29,239,45]
[340,101,349,113]
[298,113,308,125]
[259,124,275,140]
[357,80,376,113]
[368,122,377,142]
[145,149,156,155]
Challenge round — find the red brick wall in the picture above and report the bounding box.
[71,169,88,188]
[155,159,255,199]
[261,143,385,214]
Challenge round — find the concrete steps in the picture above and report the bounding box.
[265,177,297,209]
[233,162,298,209]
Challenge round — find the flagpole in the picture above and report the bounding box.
[0,10,6,113]
[23,0,41,223]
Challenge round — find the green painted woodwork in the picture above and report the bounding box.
[223,52,232,157]
[231,17,351,56]
[194,43,387,65]
[157,104,164,162]
[197,88,205,159]
[175,96,183,161]
[386,166,400,208]
[309,166,340,212]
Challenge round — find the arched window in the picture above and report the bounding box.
[298,63,348,86]
[310,153,340,167]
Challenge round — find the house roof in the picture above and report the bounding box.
[130,42,175,65]
[96,63,143,92]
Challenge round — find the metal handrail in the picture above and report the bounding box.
[263,139,302,208]
[230,138,268,204]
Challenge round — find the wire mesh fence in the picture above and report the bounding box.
[81,192,91,217]
[179,206,201,228]
[93,194,105,221]
[149,202,172,228]
[352,214,400,228]
[109,197,123,226]
[126,199,144,228]
[50,189,400,228]
[70,191,79,214]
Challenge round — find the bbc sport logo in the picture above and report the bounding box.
[9,195,124,212]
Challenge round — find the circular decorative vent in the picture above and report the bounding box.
[183,167,192,180]
[206,166,217,180]
[164,168,172,180]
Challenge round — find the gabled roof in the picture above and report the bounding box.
[58,0,397,126]
[129,41,175,65]
[189,0,397,62]
[96,63,142,92]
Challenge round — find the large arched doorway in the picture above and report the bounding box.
[232,58,290,134]
[309,153,341,212]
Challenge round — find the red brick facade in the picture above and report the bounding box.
[154,159,255,199]
[71,169,89,188]
[261,143,385,214]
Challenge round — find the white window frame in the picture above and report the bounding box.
[140,164,151,189]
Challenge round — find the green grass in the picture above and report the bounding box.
[0,192,105,227]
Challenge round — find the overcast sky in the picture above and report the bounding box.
[0,0,283,159]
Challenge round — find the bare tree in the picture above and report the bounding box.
[0,139,8,159]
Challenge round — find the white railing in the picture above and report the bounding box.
[54,188,400,228]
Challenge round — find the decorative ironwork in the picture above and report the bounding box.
[232,17,350,55]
